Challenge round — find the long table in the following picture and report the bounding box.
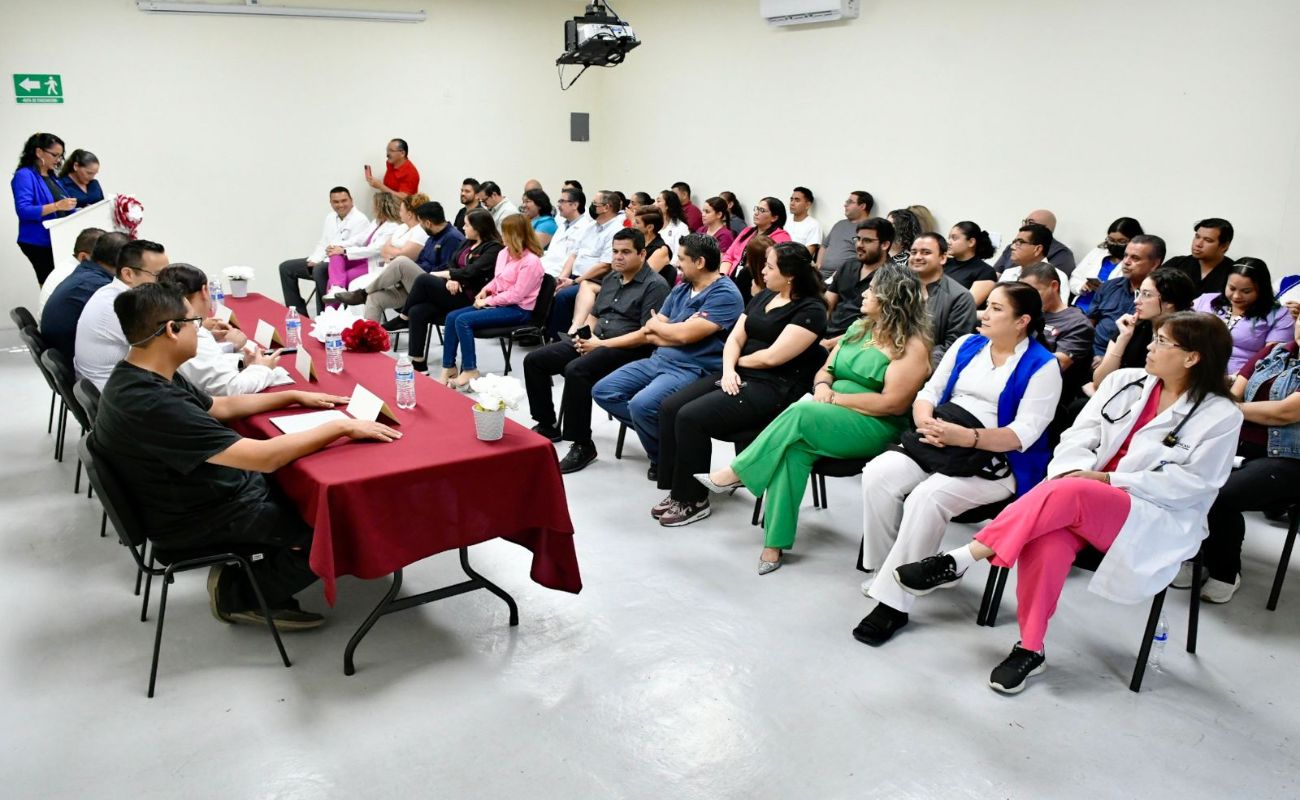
[224,294,581,674]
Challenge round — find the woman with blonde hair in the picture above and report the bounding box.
[324,191,403,302]
[440,214,545,388]
[698,261,933,573]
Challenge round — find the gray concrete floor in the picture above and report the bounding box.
[1,330,1297,799]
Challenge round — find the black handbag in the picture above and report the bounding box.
[896,402,1008,479]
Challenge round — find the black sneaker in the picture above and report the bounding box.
[894,554,964,596]
[647,463,658,482]
[227,606,325,632]
[989,643,1046,694]
[851,603,909,646]
[382,316,409,333]
[207,565,234,623]
[558,442,597,473]
[658,499,711,527]
[531,423,563,442]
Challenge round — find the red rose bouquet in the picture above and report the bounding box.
[341,319,390,352]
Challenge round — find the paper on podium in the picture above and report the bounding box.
[346,384,399,424]
[270,409,346,434]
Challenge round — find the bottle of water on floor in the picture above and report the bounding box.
[1148,612,1168,672]
[285,308,302,348]
[395,354,416,409]
[209,279,224,311]
[325,330,344,374]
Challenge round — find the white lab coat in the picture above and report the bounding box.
[1048,368,1242,604]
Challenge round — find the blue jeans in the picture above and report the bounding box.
[442,305,531,370]
[592,355,708,464]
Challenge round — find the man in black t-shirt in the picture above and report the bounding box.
[92,284,400,630]
[825,217,894,344]
[1162,217,1234,297]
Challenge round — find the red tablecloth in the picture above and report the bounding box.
[224,294,581,604]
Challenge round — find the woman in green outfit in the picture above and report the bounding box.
[695,262,933,573]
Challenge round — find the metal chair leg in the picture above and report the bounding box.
[615,423,627,459]
[1188,551,1202,654]
[236,556,291,669]
[819,473,828,509]
[141,548,156,621]
[74,458,82,494]
[1267,508,1299,611]
[986,567,1009,627]
[751,493,764,527]
[499,338,513,375]
[147,569,174,697]
[100,510,107,539]
[1130,589,1166,693]
[978,565,1006,626]
[47,391,55,434]
[54,400,67,461]
[809,473,821,509]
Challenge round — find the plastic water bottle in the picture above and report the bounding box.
[325,331,344,374]
[209,279,225,311]
[285,308,302,348]
[1148,612,1169,672]
[395,354,416,409]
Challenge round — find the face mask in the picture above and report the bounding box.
[1106,243,1127,259]
[589,203,599,218]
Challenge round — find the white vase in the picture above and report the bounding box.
[473,407,506,441]
[229,279,249,298]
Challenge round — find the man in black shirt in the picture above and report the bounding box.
[1162,217,1234,296]
[91,284,400,630]
[825,217,894,345]
[523,228,670,473]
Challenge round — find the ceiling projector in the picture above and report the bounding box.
[557,1,640,71]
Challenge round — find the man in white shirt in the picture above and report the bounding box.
[547,190,624,340]
[540,187,594,278]
[786,186,823,260]
[279,187,370,315]
[478,181,519,225]
[74,239,169,389]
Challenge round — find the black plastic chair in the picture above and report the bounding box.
[976,545,1202,692]
[1267,503,1300,611]
[78,437,291,697]
[41,349,92,491]
[473,273,557,375]
[10,305,38,330]
[73,379,109,537]
[17,325,60,437]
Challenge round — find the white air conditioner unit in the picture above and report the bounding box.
[760,0,859,27]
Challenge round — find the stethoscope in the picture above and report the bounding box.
[1098,375,1204,448]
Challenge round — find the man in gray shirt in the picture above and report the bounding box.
[1019,261,1094,402]
[817,190,874,282]
[909,232,977,367]
[523,228,670,473]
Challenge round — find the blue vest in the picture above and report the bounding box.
[939,335,1056,497]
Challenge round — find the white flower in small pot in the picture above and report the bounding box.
[222,266,256,298]
[469,374,524,441]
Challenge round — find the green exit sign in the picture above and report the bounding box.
[14,74,63,104]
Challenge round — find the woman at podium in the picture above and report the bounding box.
[58,150,104,208]
[11,132,77,285]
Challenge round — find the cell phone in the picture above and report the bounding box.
[276,348,297,355]
[715,379,746,388]
[364,164,373,178]
[575,325,592,340]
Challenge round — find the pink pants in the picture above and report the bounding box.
[326,253,370,302]
[974,477,1131,651]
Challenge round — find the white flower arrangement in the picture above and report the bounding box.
[469,374,525,412]
[223,266,256,281]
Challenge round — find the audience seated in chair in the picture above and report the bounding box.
[1192,258,1292,376]
[785,186,822,260]
[1069,216,1144,314]
[853,283,1063,647]
[1092,266,1195,390]
[73,239,168,390]
[698,262,931,570]
[654,190,691,264]
[567,207,675,335]
[944,221,999,308]
[720,191,747,236]
[454,178,483,230]
[478,180,519,226]
[730,233,774,308]
[438,214,544,389]
[91,282,400,630]
[998,223,1069,304]
[524,228,671,473]
[720,196,790,277]
[158,264,291,396]
[549,190,624,339]
[818,191,873,282]
[992,208,1077,276]
[592,234,745,481]
[653,242,829,528]
[891,313,1240,694]
[824,217,894,346]
[278,186,370,315]
[699,196,735,252]
[672,181,703,234]
[522,188,557,248]
[37,226,105,315]
[322,192,403,302]
[1089,234,1166,360]
[540,187,594,278]
[907,232,979,367]
[1019,261,1095,405]
[886,209,922,267]
[40,230,124,359]
[1195,305,1300,603]
[1163,217,1235,296]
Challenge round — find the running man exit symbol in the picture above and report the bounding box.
[14,74,63,104]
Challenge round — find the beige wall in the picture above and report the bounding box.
[5,0,1300,324]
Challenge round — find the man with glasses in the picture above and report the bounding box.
[477,180,519,226]
[74,239,169,389]
[548,189,624,340]
[825,217,895,345]
[992,209,1076,276]
[92,283,399,631]
[540,187,593,277]
[817,190,874,282]
[1089,234,1166,359]
[998,223,1070,304]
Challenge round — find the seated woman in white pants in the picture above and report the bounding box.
[892,312,1241,693]
[854,283,1062,645]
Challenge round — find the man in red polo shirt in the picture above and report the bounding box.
[366,138,419,199]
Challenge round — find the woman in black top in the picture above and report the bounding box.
[402,208,504,369]
[653,242,829,526]
[1092,266,1196,388]
[945,221,998,306]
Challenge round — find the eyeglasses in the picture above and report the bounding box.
[752,206,770,215]
[1151,335,1185,350]
[129,317,203,347]
[40,148,64,166]
[1010,238,1029,247]
[1134,289,1158,300]
[852,236,879,244]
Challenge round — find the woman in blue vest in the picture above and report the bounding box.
[11,132,78,285]
[854,282,1063,646]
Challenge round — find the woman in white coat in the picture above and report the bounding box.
[893,311,1242,694]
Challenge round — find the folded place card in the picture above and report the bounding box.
[253,319,283,350]
[345,383,399,425]
[212,304,235,325]
[293,347,318,382]
[270,409,347,435]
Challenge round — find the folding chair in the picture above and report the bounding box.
[41,349,93,488]
[473,274,557,375]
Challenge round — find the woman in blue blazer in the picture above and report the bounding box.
[11,132,78,284]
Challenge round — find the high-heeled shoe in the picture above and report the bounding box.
[694,473,742,495]
[757,554,782,575]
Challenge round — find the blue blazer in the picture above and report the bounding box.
[11,166,64,246]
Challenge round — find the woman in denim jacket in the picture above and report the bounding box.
[1192,305,1300,603]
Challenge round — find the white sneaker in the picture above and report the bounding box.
[1200,575,1241,604]
[1171,560,1197,589]
[323,285,345,300]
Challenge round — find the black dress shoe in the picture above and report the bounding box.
[382,316,409,333]
[333,289,368,306]
[852,603,909,646]
[531,423,563,442]
[559,442,597,474]
[647,463,658,482]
